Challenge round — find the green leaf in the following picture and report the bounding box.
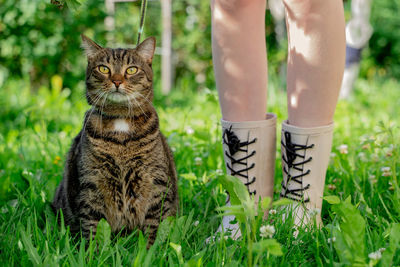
[65,0,81,10]
[19,226,42,266]
[218,175,250,206]
[218,174,251,223]
[96,218,111,247]
[181,173,197,181]
[323,195,341,205]
[154,216,174,245]
[261,197,272,210]
[184,250,206,267]
[332,201,366,265]
[253,239,283,256]
[170,242,184,265]
[381,223,400,266]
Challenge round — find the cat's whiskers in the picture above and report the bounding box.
[125,95,135,131]
[136,91,153,107]
[131,93,149,119]
[94,92,107,136]
[99,92,110,138]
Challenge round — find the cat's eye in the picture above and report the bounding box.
[98,65,110,74]
[126,67,138,75]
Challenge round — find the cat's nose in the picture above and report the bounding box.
[112,80,123,88]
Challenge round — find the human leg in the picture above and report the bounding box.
[280,0,345,225]
[211,0,276,237]
[211,0,268,122]
[284,0,345,127]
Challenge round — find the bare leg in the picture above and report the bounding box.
[211,0,276,238]
[279,0,345,227]
[211,0,268,122]
[284,0,345,127]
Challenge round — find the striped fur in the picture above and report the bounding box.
[52,35,178,245]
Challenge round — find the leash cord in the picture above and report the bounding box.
[136,0,148,46]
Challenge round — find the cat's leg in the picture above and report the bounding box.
[280,0,345,226]
[76,186,106,239]
[211,0,276,239]
[143,183,177,246]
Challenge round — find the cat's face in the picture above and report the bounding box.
[81,35,156,113]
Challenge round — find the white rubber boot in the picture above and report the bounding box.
[218,113,277,238]
[280,120,334,227]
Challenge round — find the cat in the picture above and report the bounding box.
[52,34,178,245]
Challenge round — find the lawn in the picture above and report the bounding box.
[0,75,399,266]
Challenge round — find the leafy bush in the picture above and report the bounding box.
[0,0,107,89]
[360,0,400,78]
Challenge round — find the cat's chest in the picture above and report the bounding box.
[112,119,130,132]
[96,162,152,231]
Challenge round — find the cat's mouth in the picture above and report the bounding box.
[106,91,136,103]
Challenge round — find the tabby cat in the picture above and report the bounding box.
[52,35,178,245]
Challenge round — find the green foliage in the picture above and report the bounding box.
[381,223,400,266]
[0,0,354,97]
[1,0,400,260]
[361,0,400,79]
[0,69,400,265]
[330,196,367,266]
[0,0,107,89]
[217,174,283,265]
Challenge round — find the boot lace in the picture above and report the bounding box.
[223,126,257,195]
[280,131,314,202]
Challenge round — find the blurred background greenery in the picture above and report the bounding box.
[1,0,398,96]
[1,2,400,265]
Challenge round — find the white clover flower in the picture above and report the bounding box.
[185,126,194,135]
[371,153,379,162]
[292,239,304,245]
[216,169,223,175]
[260,225,275,238]
[308,208,321,217]
[195,73,206,84]
[378,248,386,253]
[385,145,394,157]
[338,144,348,154]
[327,237,336,244]
[171,147,176,152]
[381,167,392,177]
[193,220,199,227]
[194,157,203,166]
[362,143,371,150]
[357,152,367,162]
[269,209,277,215]
[0,206,7,214]
[328,184,337,190]
[18,240,23,250]
[330,152,337,158]
[368,250,382,260]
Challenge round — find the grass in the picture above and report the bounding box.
[0,75,399,266]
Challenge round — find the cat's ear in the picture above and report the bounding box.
[135,37,156,64]
[81,34,103,57]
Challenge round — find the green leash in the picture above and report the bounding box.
[136,0,148,46]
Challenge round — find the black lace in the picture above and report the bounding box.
[280,131,314,202]
[223,126,257,195]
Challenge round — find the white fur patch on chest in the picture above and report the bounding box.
[113,119,130,132]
